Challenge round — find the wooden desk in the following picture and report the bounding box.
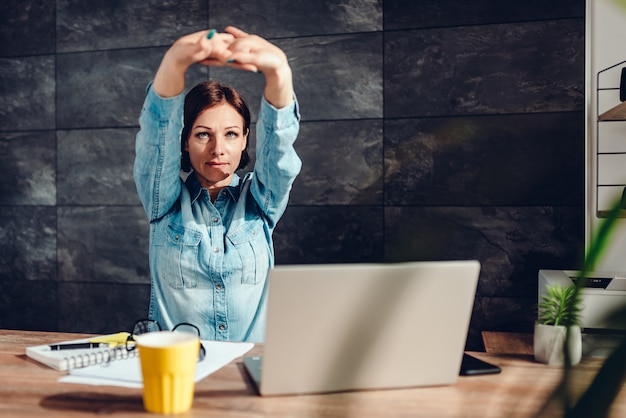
[1,330,625,417]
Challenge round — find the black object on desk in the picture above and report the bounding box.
[460,353,502,376]
[49,342,107,351]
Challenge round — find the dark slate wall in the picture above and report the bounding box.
[0,0,585,350]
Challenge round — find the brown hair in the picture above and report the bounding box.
[181,80,251,172]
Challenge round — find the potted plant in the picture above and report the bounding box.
[534,198,626,417]
[534,285,583,366]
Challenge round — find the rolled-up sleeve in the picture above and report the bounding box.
[251,96,302,227]
[133,85,186,222]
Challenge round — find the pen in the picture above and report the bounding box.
[49,342,108,351]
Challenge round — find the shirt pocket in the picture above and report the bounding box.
[157,223,202,289]
[227,221,269,285]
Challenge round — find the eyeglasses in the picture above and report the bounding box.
[125,319,206,361]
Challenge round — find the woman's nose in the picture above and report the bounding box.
[209,137,225,155]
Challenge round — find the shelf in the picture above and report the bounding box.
[599,100,626,121]
[596,60,626,217]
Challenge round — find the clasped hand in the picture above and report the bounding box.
[166,26,288,76]
[154,25,293,108]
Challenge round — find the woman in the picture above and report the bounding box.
[133,26,301,342]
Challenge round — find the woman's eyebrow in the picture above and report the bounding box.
[193,125,241,130]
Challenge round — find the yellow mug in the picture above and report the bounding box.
[135,331,200,414]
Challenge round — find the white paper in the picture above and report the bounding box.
[59,341,254,388]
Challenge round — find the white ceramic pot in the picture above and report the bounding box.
[534,323,582,366]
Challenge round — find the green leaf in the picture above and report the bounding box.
[536,197,624,418]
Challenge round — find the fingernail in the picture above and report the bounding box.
[226,59,236,63]
[206,29,216,39]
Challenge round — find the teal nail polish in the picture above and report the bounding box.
[206,29,216,39]
[226,59,236,63]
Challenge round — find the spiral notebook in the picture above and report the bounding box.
[26,332,136,371]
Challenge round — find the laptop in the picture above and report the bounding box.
[243,260,481,396]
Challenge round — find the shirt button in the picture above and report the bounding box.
[212,217,219,223]
[219,324,226,330]
[213,247,220,253]
[216,284,222,290]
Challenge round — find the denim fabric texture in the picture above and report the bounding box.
[133,84,301,342]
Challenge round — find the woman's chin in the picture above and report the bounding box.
[195,170,232,187]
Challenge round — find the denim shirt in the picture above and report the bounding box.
[133,84,301,342]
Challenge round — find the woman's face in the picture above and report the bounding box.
[185,103,248,193]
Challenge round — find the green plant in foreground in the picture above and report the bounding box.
[538,286,583,327]
[536,198,626,418]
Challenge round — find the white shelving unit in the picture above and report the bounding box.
[586,0,626,271]
[595,60,626,218]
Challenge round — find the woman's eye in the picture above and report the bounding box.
[226,131,238,139]
[196,132,209,140]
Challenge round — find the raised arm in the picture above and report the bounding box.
[152,29,238,97]
[223,26,294,109]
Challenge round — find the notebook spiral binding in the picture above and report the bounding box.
[61,346,138,370]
